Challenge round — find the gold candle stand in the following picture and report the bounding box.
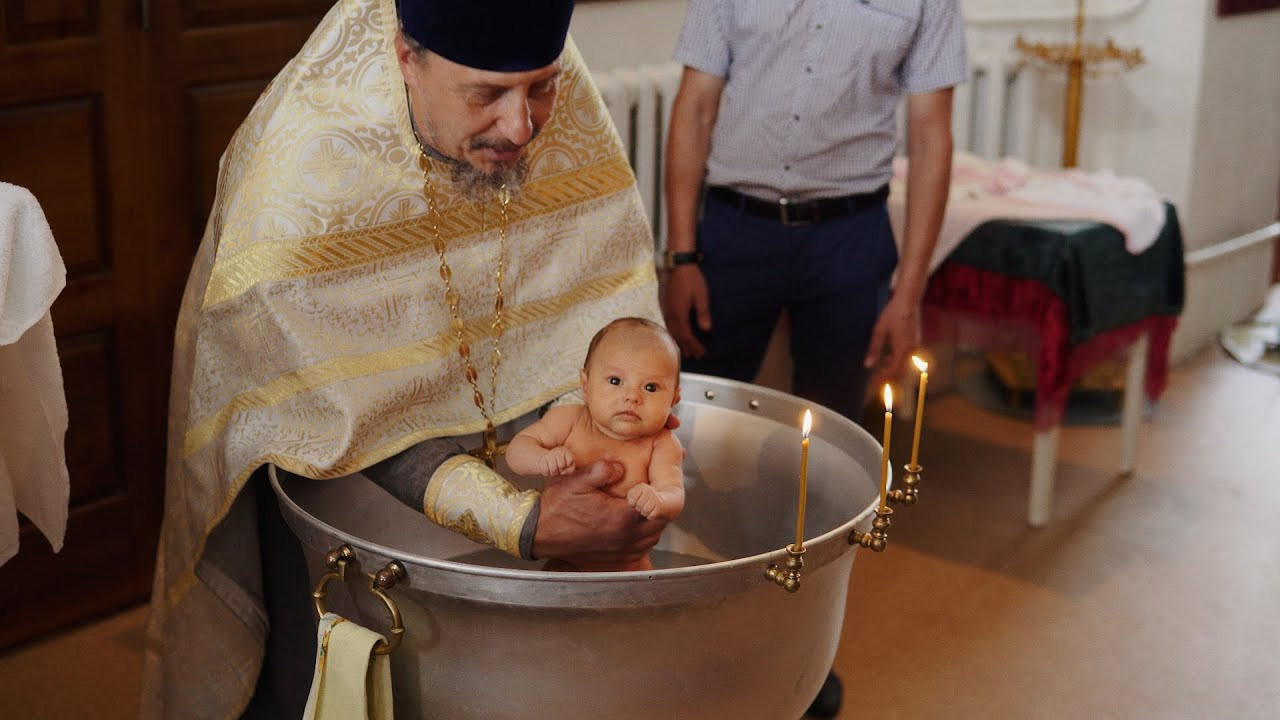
[1014,0,1144,168]
[850,506,894,552]
[849,463,927,553]
[887,463,922,506]
[764,544,806,593]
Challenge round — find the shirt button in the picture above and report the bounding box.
[784,165,791,171]
[815,23,823,29]
[805,66,813,73]
[793,115,800,121]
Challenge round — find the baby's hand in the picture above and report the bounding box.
[541,446,575,477]
[627,483,662,519]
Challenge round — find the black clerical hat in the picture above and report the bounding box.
[397,0,576,72]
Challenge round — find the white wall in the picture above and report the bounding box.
[1172,4,1280,360]
[1186,6,1280,245]
[570,0,688,71]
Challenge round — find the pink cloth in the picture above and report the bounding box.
[890,153,1167,275]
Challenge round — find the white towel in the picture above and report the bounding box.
[0,182,69,567]
[889,153,1168,277]
[304,612,394,720]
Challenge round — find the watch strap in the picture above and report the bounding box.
[663,249,703,270]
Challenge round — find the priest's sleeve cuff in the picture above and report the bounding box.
[423,455,540,560]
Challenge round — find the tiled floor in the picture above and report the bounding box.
[3,287,1279,719]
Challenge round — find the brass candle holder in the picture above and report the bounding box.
[887,463,923,506]
[764,544,806,593]
[849,506,894,553]
[1014,0,1144,168]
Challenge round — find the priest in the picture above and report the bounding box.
[142,1,665,716]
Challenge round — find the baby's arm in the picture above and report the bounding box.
[505,405,580,477]
[626,431,686,521]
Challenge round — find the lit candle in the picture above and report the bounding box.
[909,356,929,468]
[796,409,812,549]
[879,385,893,511]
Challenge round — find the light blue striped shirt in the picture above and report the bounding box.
[674,0,968,202]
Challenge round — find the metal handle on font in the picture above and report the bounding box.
[312,544,408,655]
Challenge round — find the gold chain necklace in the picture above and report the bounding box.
[417,149,510,467]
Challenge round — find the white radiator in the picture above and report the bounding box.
[592,63,683,253]
[947,50,1034,161]
[591,53,1032,255]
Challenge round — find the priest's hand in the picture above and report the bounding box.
[532,460,666,564]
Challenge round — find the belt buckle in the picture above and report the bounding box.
[773,197,814,225]
[778,197,807,227]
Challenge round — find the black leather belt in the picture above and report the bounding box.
[707,184,889,226]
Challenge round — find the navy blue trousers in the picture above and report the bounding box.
[684,192,898,423]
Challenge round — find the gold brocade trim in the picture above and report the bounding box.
[201,155,636,309]
[447,510,488,545]
[182,263,655,458]
[422,455,537,556]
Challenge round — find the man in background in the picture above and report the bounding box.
[662,1,967,714]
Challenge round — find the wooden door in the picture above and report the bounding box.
[0,0,331,650]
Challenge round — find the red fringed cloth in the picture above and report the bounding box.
[923,264,1178,430]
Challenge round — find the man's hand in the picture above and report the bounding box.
[864,294,922,388]
[540,446,575,477]
[661,265,711,358]
[531,460,666,564]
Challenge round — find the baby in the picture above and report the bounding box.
[506,317,685,572]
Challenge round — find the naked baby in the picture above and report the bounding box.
[506,317,685,571]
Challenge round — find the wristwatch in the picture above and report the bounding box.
[663,249,703,271]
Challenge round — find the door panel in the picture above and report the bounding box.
[0,99,110,270]
[184,81,277,237]
[59,331,124,507]
[3,0,98,43]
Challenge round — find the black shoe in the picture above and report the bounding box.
[805,671,843,718]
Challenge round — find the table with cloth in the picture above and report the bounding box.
[919,203,1185,525]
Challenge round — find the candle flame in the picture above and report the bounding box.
[913,355,929,373]
[802,409,812,437]
[883,384,893,411]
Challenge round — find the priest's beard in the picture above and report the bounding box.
[448,150,529,203]
[418,118,534,203]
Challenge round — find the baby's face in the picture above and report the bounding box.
[580,331,679,441]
